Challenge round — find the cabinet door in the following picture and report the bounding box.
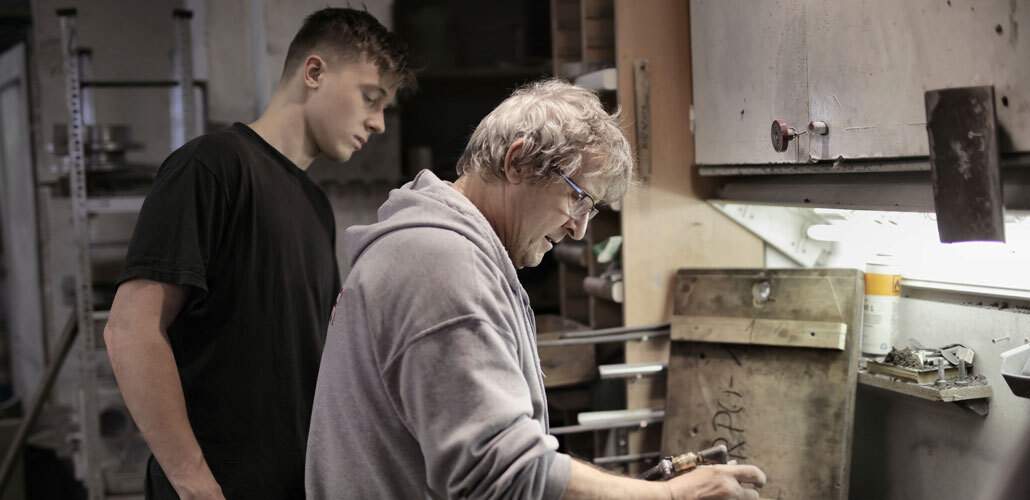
[692,0,810,165]
[807,0,1030,160]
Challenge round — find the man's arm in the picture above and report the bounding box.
[104,279,224,500]
[562,459,766,500]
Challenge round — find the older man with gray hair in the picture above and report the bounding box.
[305,79,766,499]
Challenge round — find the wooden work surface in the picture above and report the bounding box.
[663,269,863,500]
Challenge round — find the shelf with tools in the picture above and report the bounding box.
[856,345,994,416]
[857,371,993,403]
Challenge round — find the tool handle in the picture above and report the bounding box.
[638,459,672,481]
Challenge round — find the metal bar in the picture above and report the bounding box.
[170,9,196,149]
[0,315,77,497]
[593,452,663,466]
[57,9,103,499]
[901,278,1030,302]
[85,196,145,215]
[537,329,669,347]
[698,153,1030,177]
[598,362,666,379]
[550,411,664,435]
[77,49,94,125]
[552,323,670,339]
[82,80,208,89]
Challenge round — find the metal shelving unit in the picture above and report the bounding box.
[55,8,204,499]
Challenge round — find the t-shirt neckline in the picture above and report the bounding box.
[231,122,312,182]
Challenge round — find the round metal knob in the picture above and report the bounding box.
[771,119,799,152]
[808,120,829,136]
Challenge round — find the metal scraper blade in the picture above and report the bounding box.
[925,85,1005,243]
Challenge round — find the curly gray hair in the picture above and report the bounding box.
[455,79,634,204]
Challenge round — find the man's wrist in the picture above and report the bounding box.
[651,480,674,500]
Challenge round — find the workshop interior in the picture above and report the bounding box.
[0,0,1029,499]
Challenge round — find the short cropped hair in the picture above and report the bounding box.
[282,8,414,90]
[456,79,634,203]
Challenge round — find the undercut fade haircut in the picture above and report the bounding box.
[456,79,634,204]
[282,7,415,90]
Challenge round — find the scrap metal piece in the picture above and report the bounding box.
[940,344,975,366]
[924,86,1004,243]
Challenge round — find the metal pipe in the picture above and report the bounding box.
[537,329,669,347]
[553,322,670,339]
[598,363,667,379]
[82,80,208,89]
[550,410,664,435]
[0,315,77,496]
[593,452,662,466]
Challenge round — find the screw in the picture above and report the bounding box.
[992,335,1011,344]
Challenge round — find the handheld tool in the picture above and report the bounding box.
[638,444,730,481]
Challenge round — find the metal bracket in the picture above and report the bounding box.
[710,201,833,267]
[955,399,990,417]
[633,59,651,182]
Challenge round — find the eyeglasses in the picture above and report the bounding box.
[560,174,600,220]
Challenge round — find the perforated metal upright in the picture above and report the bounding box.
[55,7,201,498]
[56,9,103,499]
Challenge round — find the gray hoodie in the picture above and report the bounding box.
[306,170,572,500]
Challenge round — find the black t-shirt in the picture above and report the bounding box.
[120,123,340,499]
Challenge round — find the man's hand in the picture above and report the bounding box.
[665,464,767,500]
[173,472,226,500]
[105,280,223,499]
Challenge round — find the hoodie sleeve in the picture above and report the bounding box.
[382,316,571,500]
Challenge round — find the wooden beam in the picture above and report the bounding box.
[615,0,764,463]
[671,316,848,350]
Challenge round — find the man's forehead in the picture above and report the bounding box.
[570,171,604,199]
[574,156,607,195]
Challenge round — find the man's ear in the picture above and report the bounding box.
[502,138,528,184]
[302,55,327,89]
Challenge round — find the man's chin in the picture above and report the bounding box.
[323,147,353,163]
[519,252,546,269]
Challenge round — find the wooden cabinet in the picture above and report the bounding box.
[691,0,810,165]
[694,0,1030,165]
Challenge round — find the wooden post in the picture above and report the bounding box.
[615,0,765,460]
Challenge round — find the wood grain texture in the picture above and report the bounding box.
[663,269,863,500]
[614,0,764,462]
[672,316,847,350]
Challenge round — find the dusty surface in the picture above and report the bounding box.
[883,347,924,369]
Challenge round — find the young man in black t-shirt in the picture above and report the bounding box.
[103,9,412,500]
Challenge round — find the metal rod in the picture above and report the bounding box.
[550,411,664,435]
[170,8,197,148]
[593,452,662,466]
[553,322,670,339]
[82,80,208,89]
[598,362,667,380]
[0,315,78,496]
[538,329,669,347]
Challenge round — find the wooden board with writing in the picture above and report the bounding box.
[662,269,863,500]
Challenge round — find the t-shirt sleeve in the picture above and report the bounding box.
[119,153,229,296]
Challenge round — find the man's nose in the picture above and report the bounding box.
[564,212,589,241]
[366,109,385,134]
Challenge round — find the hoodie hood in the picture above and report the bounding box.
[343,169,522,293]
